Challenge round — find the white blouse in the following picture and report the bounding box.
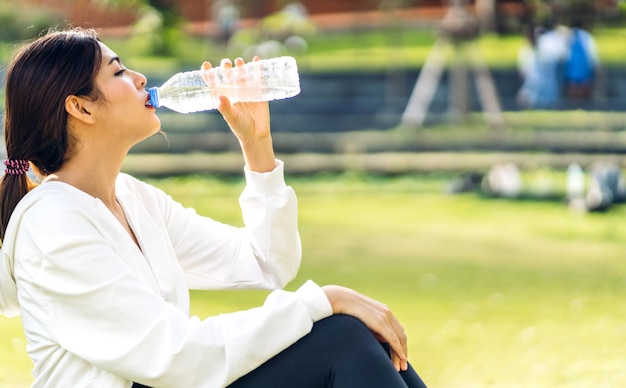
[0,161,332,387]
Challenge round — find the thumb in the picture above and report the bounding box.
[217,95,232,114]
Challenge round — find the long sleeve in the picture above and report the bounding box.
[122,160,301,290]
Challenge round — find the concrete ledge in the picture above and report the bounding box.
[122,152,626,177]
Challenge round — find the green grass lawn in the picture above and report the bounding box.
[1,173,625,386]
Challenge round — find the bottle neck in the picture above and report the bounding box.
[148,87,160,108]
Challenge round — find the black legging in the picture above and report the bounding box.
[133,314,427,388]
[228,314,427,388]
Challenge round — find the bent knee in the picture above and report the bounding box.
[314,314,376,347]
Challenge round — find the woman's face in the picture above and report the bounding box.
[92,42,161,145]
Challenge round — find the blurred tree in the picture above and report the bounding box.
[524,0,554,26]
[0,3,63,41]
[564,0,596,28]
[227,2,316,59]
[523,0,600,28]
[371,0,419,12]
[259,3,316,42]
[93,0,184,56]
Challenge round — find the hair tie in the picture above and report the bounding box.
[4,159,30,176]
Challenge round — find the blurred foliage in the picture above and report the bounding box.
[367,0,420,11]
[94,0,185,56]
[225,3,318,61]
[259,5,316,41]
[1,20,625,78]
[524,0,625,28]
[0,3,63,42]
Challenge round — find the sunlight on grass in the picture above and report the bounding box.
[164,174,626,387]
[0,316,31,386]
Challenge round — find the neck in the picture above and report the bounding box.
[45,151,126,208]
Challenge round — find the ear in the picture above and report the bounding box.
[65,95,96,125]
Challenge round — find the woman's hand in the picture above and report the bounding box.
[201,57,276,172]
[321,285,409,372]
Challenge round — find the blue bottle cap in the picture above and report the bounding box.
[148,87,160,108]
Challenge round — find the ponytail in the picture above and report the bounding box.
[0,170,37,241]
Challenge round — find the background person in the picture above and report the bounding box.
[563,19,599,100]
[516,24,542,108]
[532,22,569,108]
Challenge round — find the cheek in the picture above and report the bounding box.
[110,86,134,102]
[100,79,136,102]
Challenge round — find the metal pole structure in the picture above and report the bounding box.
[401,0,504,129]
[401,39,448,127]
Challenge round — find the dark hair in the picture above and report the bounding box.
[0,28,102,240]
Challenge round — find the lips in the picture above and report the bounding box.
[145,95,153,108]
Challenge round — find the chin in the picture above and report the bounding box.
[149,116,162,133]
[132,127,164,150]
[147,126,163,139]
[134,118,163,144]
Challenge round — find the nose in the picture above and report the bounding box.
[134,70,147,89]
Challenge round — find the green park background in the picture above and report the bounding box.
[1,1,626,386]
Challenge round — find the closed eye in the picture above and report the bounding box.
[115,68,127,76]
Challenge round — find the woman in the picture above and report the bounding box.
[0,28,427,387]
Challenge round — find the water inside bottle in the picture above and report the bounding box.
[152,56,301,113]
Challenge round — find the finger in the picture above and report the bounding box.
[385,330,407,368]
[378,311,408,370]
[390,316,408,358]
[233,57,246,86]
[249,56,262,85]
[220,58,233,68]
[216,95,232,115]
[391,351,400,372]
[201,61,214,86]
[391,323,408,367]
[379,306,407,355]
[370,315,407,371]
[392,350,409,372]
[220,58,235,85]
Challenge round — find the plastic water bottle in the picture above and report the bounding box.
[148,56,301,114]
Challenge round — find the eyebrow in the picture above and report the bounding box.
[108,56,121,66]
